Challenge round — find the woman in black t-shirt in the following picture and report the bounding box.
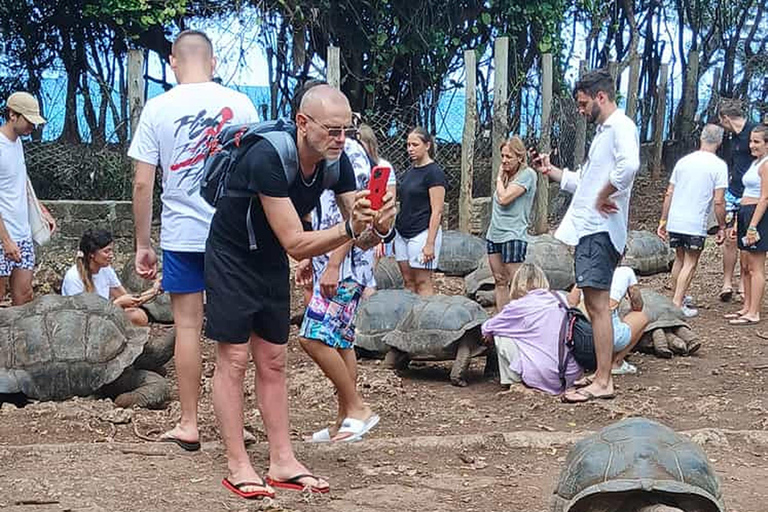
[394,127,447,295]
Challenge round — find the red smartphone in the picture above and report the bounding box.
[368,165,391,210]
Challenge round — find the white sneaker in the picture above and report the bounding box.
[611,360,638,375]
[681,304,699,318]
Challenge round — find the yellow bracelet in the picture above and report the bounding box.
[659,219,667,227]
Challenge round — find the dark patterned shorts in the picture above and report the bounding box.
[0,238,35,277]
[668,232,706,251]
[486,239,528,264]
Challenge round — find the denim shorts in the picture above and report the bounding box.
[612,310,632,351]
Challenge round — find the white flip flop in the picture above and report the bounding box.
[335,414,380,442]
[306,427,332,443]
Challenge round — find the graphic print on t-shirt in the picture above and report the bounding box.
[170,107,235,193]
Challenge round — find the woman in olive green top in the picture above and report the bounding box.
[486,136,537,310]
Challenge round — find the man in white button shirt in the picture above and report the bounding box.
[531,69,640,403]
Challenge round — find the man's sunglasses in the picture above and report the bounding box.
[302,113,358,138]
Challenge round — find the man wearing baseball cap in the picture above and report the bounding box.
[0,92,56,305]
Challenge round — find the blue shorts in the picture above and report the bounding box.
[162,251,205,293]
[612,310,632,351]
[725,189,741,227]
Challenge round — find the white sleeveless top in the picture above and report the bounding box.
[742,155,768,199]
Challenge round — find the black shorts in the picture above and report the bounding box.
[574,232,621,291]
[486,239,528,264]
[737,204,768,252]
[668,232,705,251]
[204,242,290,344]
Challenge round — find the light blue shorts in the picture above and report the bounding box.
[612,310,632,351]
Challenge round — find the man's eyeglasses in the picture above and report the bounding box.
[302,113,358,138]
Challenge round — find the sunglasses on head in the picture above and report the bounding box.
[302,113,358,138]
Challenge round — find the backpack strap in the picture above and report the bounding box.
[258,130,299,185]
[322,160,340,190]
[550,291,571,393]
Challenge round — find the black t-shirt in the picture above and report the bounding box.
[720,121,757,198]
[395,162,447,239]
[208,138,357,271]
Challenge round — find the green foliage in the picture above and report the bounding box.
[83,0,188,30]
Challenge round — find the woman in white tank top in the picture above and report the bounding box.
[728,125,768,325]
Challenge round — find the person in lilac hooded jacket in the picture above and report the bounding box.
[481,263,582,395]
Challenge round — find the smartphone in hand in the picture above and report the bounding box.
[368,165,391,210]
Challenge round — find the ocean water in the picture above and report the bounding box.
[35,76,467,143]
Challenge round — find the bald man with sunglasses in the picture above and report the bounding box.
[205,84,395,499]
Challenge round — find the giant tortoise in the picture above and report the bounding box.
[620,290,700,359]
[381,294,493,387]
[0,294,173,409]
[552,417,724,512]
[436,230,486,277]
[624,230,675,276]
[373,256,405,290]
[354,289,419,358]
[120,254,173,324]
[465,233,575,307]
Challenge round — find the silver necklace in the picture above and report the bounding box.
[300,167,319,187]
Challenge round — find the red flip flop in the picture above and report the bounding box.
[221,477,275,499]
[265,474,330,494]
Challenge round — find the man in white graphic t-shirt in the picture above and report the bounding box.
[0,92,56,306]
[657,124,728,317]
[129,30,258,452]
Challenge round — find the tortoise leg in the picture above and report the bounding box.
[673,326,701,355]
[665,331,688,356]
[450,336,472,387]
[636,333,655,354]
[383,348,410,371]
[652,329,673,359]
[100,368,171,409]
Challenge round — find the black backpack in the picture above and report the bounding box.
[551,291,597,391]
[199,118,341,249]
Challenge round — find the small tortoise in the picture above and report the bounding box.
[465,233,575,306]
[621,290,700,359]
[0,294,173,409]
[120,254,173,324]
[624,230,675,276]
[354,289,419,358]
[437,230,487,277]
[552,417,724,512]
[382,294,492,387]
[373,256,405,290]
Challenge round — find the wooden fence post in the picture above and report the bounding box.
[491,37,509,188]
[127,49,145,140]
[532,53,553,235]
[652,64,669,179]
[574,60,588,169]
[459,50,477,234]
[327,46,340,88]
[626,54,641,120]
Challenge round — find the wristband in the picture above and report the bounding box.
[373,224,394,240]
[658,219,667,227]
[748,226,758,233]
[344,218,358,240]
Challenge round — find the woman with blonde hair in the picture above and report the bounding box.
[481,264,582,394]
[486,136,537,310]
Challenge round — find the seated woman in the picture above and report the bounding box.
[61,229,150,326]
[481,264,583,395]
[569,266,649,377]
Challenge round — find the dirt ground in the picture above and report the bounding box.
[2,176,768,511]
